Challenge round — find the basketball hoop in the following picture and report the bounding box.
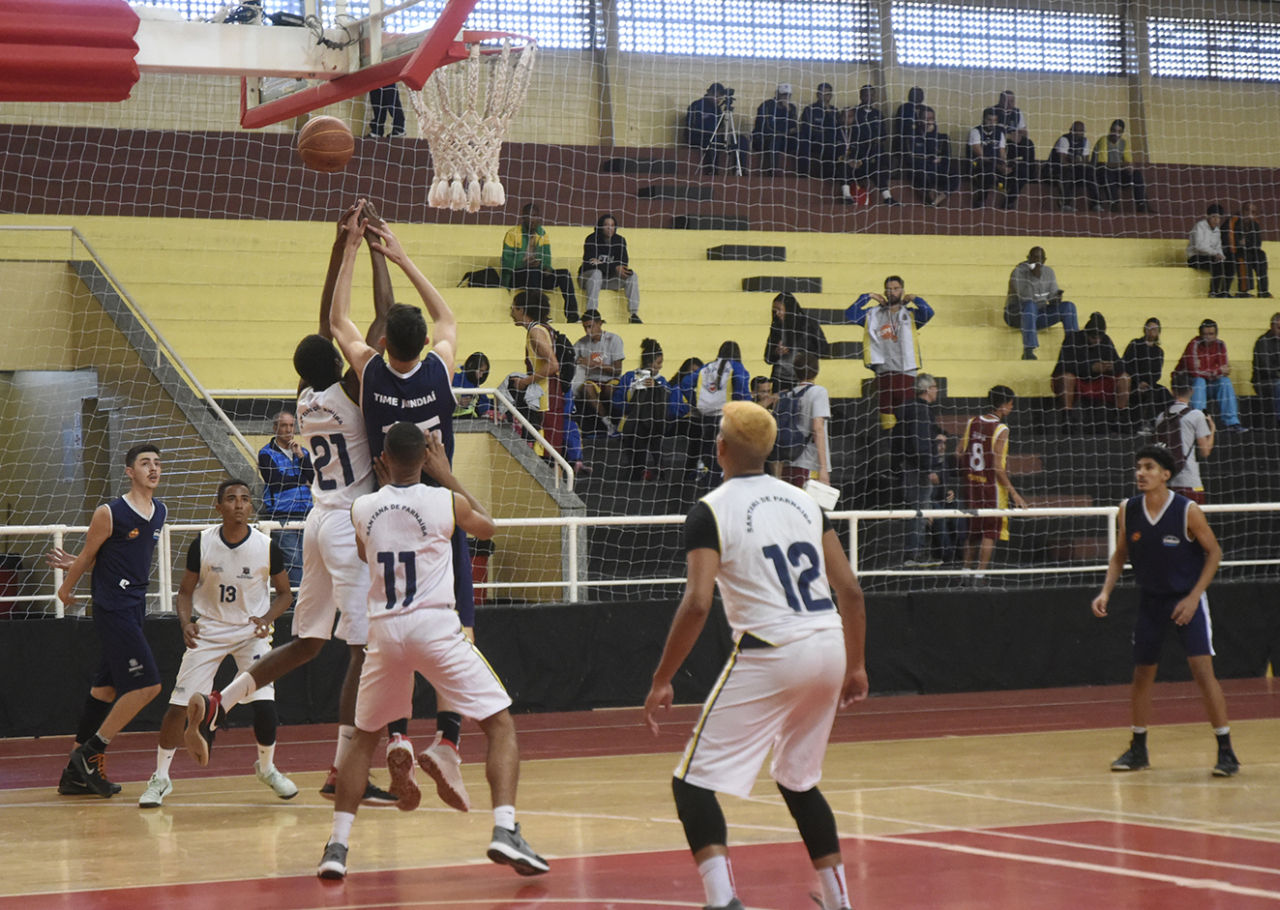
[410,31,536,213]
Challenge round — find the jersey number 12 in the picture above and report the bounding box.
[762,542,834,612]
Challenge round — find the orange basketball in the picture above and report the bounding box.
[297,115,354,172]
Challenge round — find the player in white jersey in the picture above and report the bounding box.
[644,401,868,910]
[139,479,296,808]
[317,423,549,880]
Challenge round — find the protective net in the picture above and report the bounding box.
[1,0,1278,617]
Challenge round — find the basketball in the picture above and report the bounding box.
[297,116,354,172]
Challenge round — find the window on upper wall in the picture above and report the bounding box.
[1149,17,1280,82]
[890,2,1125,75]
[616,0,877,61]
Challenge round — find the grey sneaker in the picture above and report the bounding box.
[418,731,470,812]
[487,823,549,875]
[254,761,299,799]
[317,841,348,879]
[138,772,172,808]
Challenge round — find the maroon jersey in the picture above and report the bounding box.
[960,413,1010,540]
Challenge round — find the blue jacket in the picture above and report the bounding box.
[258,441,314,518]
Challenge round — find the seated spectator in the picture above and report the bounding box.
[1122,317,1172,432]
[501,202,579,321]
[686,82,740,175]
[996,90,1036,207]
[894,372,944,567]
[1090,118,1148,212]
[752,83,798,175]
[690,341,751,481]
[574,309,624,434]
[846,276,934,430]
[798,83,838,178]
[764,292,830,392]
[1187,204,1231,298]
[777,352,831,488]
[892,86,926,164]
[1051,312,1130,429]
[667,356,704,422]
[617,338,674,481]
[1173,318,1246,433]
[907,106,952,207]
[1224,202,1271,298]
[452,351,493,419]
[969,107,1016,209]
[1004,246,1079,360]
[1252,312,1280,426]
[836,85,898,206]
[1046,120,1098,212]
[579,214,640,324]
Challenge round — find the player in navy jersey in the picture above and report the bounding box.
[1091,446,1240,777]
[48,443,166,798]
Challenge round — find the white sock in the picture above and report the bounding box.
[330,810,355,847]
[334,725,356,768]
[881,189,892,200]
[221,671,257,712]
[840,183,852,198]
[493,804,516,831]
[818,863,850,909]
[1131,726,1147,734]
[1214,726,1230,736]
[155,746,176,778]
[697,855,735,907]
[257,742,275,769]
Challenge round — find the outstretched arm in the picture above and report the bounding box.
[366,222,457,374]
[363,202,392,349]
[329,202,380,377]
[318,202,361,340]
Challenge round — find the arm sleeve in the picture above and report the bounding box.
[258,449,285,491]
[581,235,594,267]
[299,450,315,487]
[268,541,285,576]
[186,537,201,573]
[683,501,720,553]
[844,294,873,326]
[618,236,629,267]
[910,297,934,327]
[500,228,520,278]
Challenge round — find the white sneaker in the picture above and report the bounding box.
[254,761,299,800]
[417,731,471,811]
[385,733,421,812]
[138,772,172,808]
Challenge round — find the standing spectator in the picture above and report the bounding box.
[907,106,952,207]
[969,107,1015,209]
[799,82,838,178]
[574,309,625,434]
[752,83,798,175]
[685,82,732,174]
[506,290,563,454]
[1123,318,1172,432]
[1173,319,1246,433]
[1004,246,1079,361]
[1224,202,1271,298]
[892,86,926,163]
[257,410,313,589]
[778,352,831,488]
[579,214,641,324]
[1160,374,1215,502]
[1252,312,1280,426]
[691,341,751,481]
[845,276,934,430]
[1187,204,1231,298]
[617,338,673,481]
[895,372,944,567]
[1090,118,1149,212]
[764,292,830,392]
[996,90,1035,208]
[959,385,1028,581]
[501,203,579,322]
[1052,312,1131,429]
[452,351,493,419]
[837,84,898,206]
[750,375,778,411]
[1046,120,1098,212]
[366,84,405,138]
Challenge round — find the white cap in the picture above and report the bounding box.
[777,83,792,95]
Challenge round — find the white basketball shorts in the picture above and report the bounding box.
[293,505,369,646]
[168,619,275,706]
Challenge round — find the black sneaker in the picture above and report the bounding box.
[69,745,117,797]
[1213,749,1240,777]
[317,841,348,879]
[57,764,122,796]
[1110,743,1150,772]
[319,771,400,807]
[184,691,223,767]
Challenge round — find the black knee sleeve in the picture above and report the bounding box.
[672,777,727,854]
[387,717,409,738]
[75,695,113,745]
[251,701,278,746]
[778,783,840,860]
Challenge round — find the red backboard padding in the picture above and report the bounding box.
[0,0,139,102]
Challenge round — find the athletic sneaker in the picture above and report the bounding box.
[58,765,121,796]
[184,691,223,767]
[319,769,399,807]
[385,733,421,812]
[704,900,745,910]
[254,761,299,799]
[317,841,348,880]
[1213,748,1241,777]
[1110,742,1150,772]
[69,744,116,798]
[138,772,173,808]
[487,823,550,875]
[418,731,471,812]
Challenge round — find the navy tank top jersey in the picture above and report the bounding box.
[92,496,167,611]
[1124,492,1205,596]
[361,351,456,465]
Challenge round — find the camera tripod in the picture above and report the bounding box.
[703,102,745,177]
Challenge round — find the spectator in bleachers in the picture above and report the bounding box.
[892,86,926,163]
[668,356,704,421]
[996,91,1036,207]
[969,107,1016,209]
[505,290,571,463]
[846,276,934,430]
[1250,312,1280,426]
[690,341,751,481]
[501,203,579,322]
[907,106,952,207]
[579,214,641,324]
[895,372,944,567]
[1173,318,1246,433]
[367,84,405,138]
[778,352,831,488]
[452,351,492,419]
[685,82,735,175]
[836,84,898,206]
[1122,317,1172,432]
[1046,120,1098,212]
[751,375,778,411]
[1090,118,1149,212]
[1004,246,1079,361]
[257,410,312,589]
[617,338,674,482]
[1224,202,1271,298]
[764,292,830,392]
[574,309,624,436]
[798,82,839,178]
[1051,312,1131,430]
[1187,204,1231,298]
[752,83,798,176]
[1162,373,1215,502]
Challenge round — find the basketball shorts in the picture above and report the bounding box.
[964,480,1007,541]
[674,628,845,799]
[168,619,274,706]
[355,608,511,733]
[91,602,162,693]
[1132,591,1214,666]
[294,506,368,645]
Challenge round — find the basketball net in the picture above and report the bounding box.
[410,36,536,213]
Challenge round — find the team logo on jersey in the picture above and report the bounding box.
[240,566,251,577]
[1162,535,1180,547]
[127,528,140,539]
[153,530,161,541]
[1130,532,1141,542]
[127,658,143,677]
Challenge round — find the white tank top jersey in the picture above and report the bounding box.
[351,483,457,620]
[700,473,843,646]
[191,526,273,625]
[297,383,375,510]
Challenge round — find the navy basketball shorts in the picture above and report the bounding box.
[1132,590,1214,666]
[91,602,161,693]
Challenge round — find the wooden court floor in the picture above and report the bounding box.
[3,678,1279,909]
